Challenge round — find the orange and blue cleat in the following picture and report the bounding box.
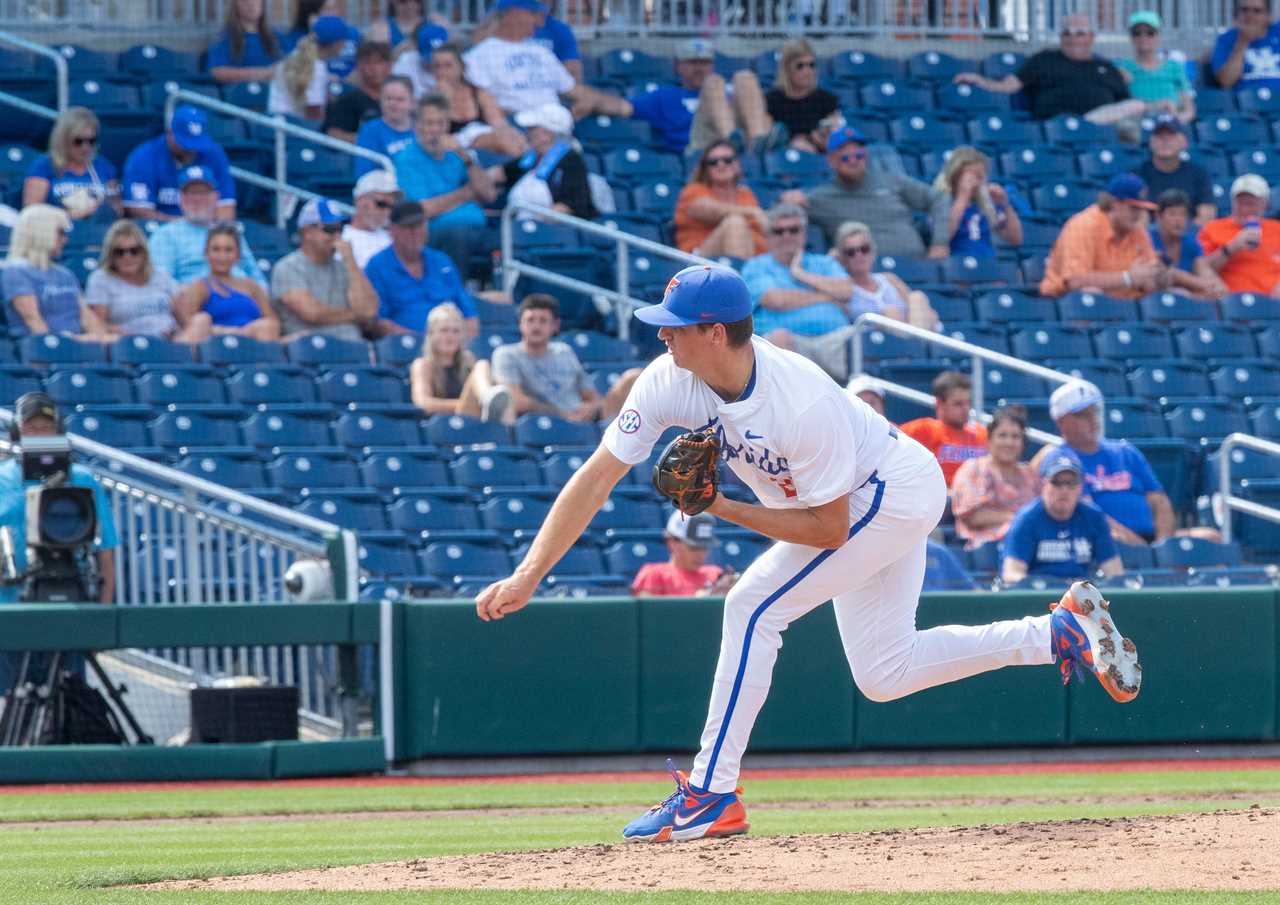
[1050,579,1142,703]
[622,759,749,843]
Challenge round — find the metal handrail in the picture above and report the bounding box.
[166,88,394,230]
[0,30,66,120]
[1217,433,1280,545]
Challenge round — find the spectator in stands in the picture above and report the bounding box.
[933,146,1023,258]
[766,38,839,153]
[390,22,448,98]
[22,107,119,221]
[469,3,587,81]
[845,374,886,417]
[1000,448,1123,585]
[2,205,112,340]
[953,14,1143,132]
[830,221,939,327]
[323,41,392,142]
[342,170,398,267]
[268,15,351,121]
[355,75,416,178]
[950,404,1039,551]
[410,302,512,421]
[1150,189,1228,299]
[619,38,771,156]
[1039,173,1166,299]
[270,199,378,342]
[791,126,950,257]
[1118,12,1195,122]
[364,201,478,337]
[87,220,211,343]
[673,139,767,258]
[366,0,426,51]
[178,223,279,341]
[394,94,497,275]
[491,293,640,423]
[902,370,987,488]
[1198,174,1280,295]
[148,168,265,290]
[427,43,527,158]
[1137,115,1216,226]
[1211,0,1280,91]
[489,103,596,221]
[123,106,236,223]
[207,0,285,84]
[632,511,736,597]
[286,0,358,78]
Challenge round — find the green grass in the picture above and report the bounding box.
[0,768,1277,905]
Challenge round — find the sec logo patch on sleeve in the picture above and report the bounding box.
[618,409,642,433]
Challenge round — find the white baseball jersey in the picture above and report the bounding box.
[602,336,896,509]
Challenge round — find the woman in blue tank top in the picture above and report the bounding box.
[180,224,280,342]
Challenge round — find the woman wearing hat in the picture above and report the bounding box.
[1118,11,1195,123]
[268,15,351,121]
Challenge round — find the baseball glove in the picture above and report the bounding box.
[652,427,719,515]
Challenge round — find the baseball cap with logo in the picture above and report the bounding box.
[311,15,351,46]
[1040,447,1084,480]
[826,125,867,155]
[297,199,346,229]
[417,22,449,59]
[634,264,752,327]
[1151,113,1185,136]
[177,165,215,190]
[353,169,399,199]
[1106,173,1157,210]
[665,510,719,548]
[1049,378,1103,421]
[676,38,714,61]
[169,104,215,153]
[1231,173,1271,199]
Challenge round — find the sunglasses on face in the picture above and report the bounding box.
[841,243,873,257]
[1131,27,1157,36]
[321,223,344,234]
[373,199,394,209]
[705,155,736,167]
[839,149,868,163]
[770,225,803,236]
[111,244,143,258]
[1240,5,1268,13]
[1061,27,1092,36]
[792,59,816,70]
[72,135,97,147]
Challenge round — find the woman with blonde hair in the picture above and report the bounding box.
[933,146,1023,258]
[268,15,350,120]
[410,303,511,422]
[22,107,120,220]
[2,204,112,340]
[765,39,839,153]
[87,221,212,343]
[673,139,767,257]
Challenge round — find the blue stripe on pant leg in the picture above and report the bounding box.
[700,475,886,788]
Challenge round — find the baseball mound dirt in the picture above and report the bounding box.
[155,806,1280,893]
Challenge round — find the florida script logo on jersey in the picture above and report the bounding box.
[697,417,796,498]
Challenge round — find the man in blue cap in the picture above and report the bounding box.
[1137,114,1216,226]
[148,166,265,287]
[476,263,1143,843]
[1001,448,1123,585]
[122,105,236,222]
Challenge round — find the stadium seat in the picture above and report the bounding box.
[1030,181,1097,217]
[54,44,118,77]
[1204,444,1280,492]
[360,450,449,490]
[68,79,138,111]
[223,80,270,112]
[479,492,555,532]
[998,146,1075,181]
[1127,359,1211,401]
[298,491,389,531]
[859,81,934,115]
[1221,291,1280,323]
[935,82,1009,117]
[561,330,633,365]
[827,49,902,82]
[980,366,1049,402]
[388,492,479,533]
[763,148,830,184]
[1174,324,1258,361]
[422,540,511,582]
[44,367,132,406]
[1252,401,1280,439]
[943,322,1010,354]
[589,495,664,533]
[335,410,423,448]
[357,535,419,577]
[1196,88,1238,115]
[1011,326,1093,361]
[1231,147,1280,183]
[200,335,288,366]
[0,366,43,403]
[631,180,680,218]
[242,410,333,448]
[109,335,193,367]
[856,327,930,362]
[135,366,225,405]
[1152,537,1243,570]
[1103,399,1167,438]
[1041,115,1116,147]
[21,334,108,366]
[602,147,682,184]
[889,115,967,150]
[712,536,768,573]
[980,50,1026,79]
[1166,400,1249,442]
[1139,291,1218,323]
[1256,327,1280,358]
[1210,363,1280,399]
[1195,114,1269,148]
[598,48,672,83]
[942,256,1020,286]
[374,333,423,368]
[540,449,592,486]
[1116,543,1156,571]
[966,114,1041,148]
[268,452,360,490]
[149,410,242,450]
[1094,323,1175,359]
[573,114,652,148]
[874,255,942,284]
[424,414,510,447]
[120,44,202,79]
[1057,291,1136,323]
[175,452,267,489]
[510,220,580,253]
[1187,566,1276,588]
[1042,359,1130,398]
[974,290,1057,323]
[927,293,975,323]
[64,409,149,447]
[514,414,599,448]
[521,541,606,578]
[604,537,667,575]
[226,366,317,405]
[1076,145,1145,181]
[286,335,370,368]
[316,366,406,405]
[450,450,541,489]
[906,50,973,82]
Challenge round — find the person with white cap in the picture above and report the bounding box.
[355,75,416,179]
[477,264,1142,844]
[1198,173,1280,295]
[1001,448,1123,586]
[632,510,738,598]
[342,170,400,268]
[487,103,597,221]
[270,199,377,342]
[845,374,886,417]
[122,105,236,222]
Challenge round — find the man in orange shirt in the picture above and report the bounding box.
[1039,173,1168,299]
[902,370,987,487]
[1198,173,1280,295]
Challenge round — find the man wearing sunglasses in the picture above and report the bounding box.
[1001,448,1123,586]
[270,199,378,342]
[1212,0,1280,90]
[342,170,400,268]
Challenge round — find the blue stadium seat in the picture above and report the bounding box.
[1117,543,1156,571]
[1251,401,1280,439]
[1057,291,1136,323]
[1127,361,1212,400]
[1042,359,1130,398]
[1019,253,1048,286]
[573,114,652,148]
[1166,400,1249,442]
[561,329,633,365]
[514,414,599,448]
[965,540,1001,576]
[628,252,684,293]
[827,49,902,83]
[1230,147,1280,183]
[1075,146,1145,181]
[1041,115,1116,147]
[223,80,270,111]
[763,148,830,184]
[1211,363,1280,399]
[357,535,419,577]
[149,410,242,449]
[1030,181,1097,217]
[927,293,975,323]
[1196,89,1238,115]
[54,44,118,77]
[200,335,287,366]
[175,452,267,489]
[286,334,370,368]
[521,541,606,578]
[859,81,934,114]
[298,491,389,531]
[317,366,406,405]
[943,322,1009,354]
[1204,444,1280,492]
[998,146,1075,181]
[1152,537,1243,570]
[974,290,1057,323]
[856,327,930,362]
[1094,323,1175,359]
[424,414,511,447]
[374,333,423,368]
[1256,326,1280,358]
[44,367,132,406]
[387,492,478,532]
[966,114,1041,148]
[1102,399,1167,438]
[942,256,1020,286]
[335,410,423,448]
[888,115,967,152]
[1187,566,1277,588]
[64,409,149,447]
[480,492,555,532]
[540,449,593,486]
[590,495,664,533]
[1222,291,1280,323]
[631,180,680,218]
[142,79,218,114]
[874,255,942,284]
[603,536,667,575]
[226,366,317,405]
[603,147,682,184]
[360,450,448,490]
[450,450,541,489]
[906,50,973,82]
[980,50,1026,79]
[1236,480,1280,554]
[135,366,225,405]
[120,44,201,79]
[268,452,359,490]
[598,48,672,83]
[980,366,1049,402]
[712,536,768,573]
[0,366,43,402]
[68,79,139,111]
[1174,324,1258,361]
[934,82,1009,117]
[21,334,108,366]
[1195,114,1268,148]
[1011,326,1093,361]
[109,335,193,367]
[422,540,511,581]
[510,219,580,252]
[1140,291,1218,323]
[242,410,333,448]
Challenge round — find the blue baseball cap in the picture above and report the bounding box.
[1151,113,1185,136]
[496,0,549,12]
[634,264,752,328]
[169,104,215,153]
[311,15,351,46]
[1106,173,1157,209]
[177,165,215,190]
[297,198,346,228]
[1040,447,1084,480]
[417,22,449,58]
[826,125,867,155]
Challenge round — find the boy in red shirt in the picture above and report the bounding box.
[902,370,988,487]
[631,511,737,597]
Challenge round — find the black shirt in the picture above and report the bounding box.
[1137,158,1215,213]
[503,149,597,220]
[765,87,840,140]
[322,86,381,135]
[1016,50,1129,120]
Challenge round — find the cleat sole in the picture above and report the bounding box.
[1061,581,1142,704]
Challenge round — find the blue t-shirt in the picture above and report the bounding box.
[923,540,976,591]
[628,85,698,153]
[741,252,850,336]
[206,29,285,69]
[2,262,83,337]
[533,16,580,63]
[25,155,118,210]
[1149,227,1203,273]
[1003,497,1118,579]
[393,142,485,229]
[1213,22,1280,91]
[1061,439,1163,539]
[122,135,235,217]
[355,118,415,177]
[950,204,996,258]
[364,245,477,332]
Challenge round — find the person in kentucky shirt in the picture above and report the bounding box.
[121,105,235,222]
[1212,0,1280,91]
[1000,448,1123,584]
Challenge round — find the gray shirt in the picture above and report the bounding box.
[85,267,178,336]
[806,169,950,257]
[491,340,590,414]
[269,249,361,341]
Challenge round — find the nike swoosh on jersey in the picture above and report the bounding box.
[744,431,764,441]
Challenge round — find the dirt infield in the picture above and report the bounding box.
[154,807,1280,894]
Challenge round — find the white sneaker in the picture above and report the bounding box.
[480,386,511,423]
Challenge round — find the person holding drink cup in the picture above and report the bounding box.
[1199,174,1280,295]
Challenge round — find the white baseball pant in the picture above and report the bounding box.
[690,432,1055,794]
